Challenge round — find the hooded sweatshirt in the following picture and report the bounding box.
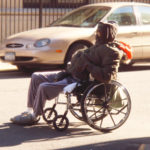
[67,22,123,83]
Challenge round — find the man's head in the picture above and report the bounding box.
[96,21,118,45]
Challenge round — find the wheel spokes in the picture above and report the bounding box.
[83,81,131,131]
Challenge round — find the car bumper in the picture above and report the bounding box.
[0,48,65,65]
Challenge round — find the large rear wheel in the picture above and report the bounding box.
[81,81,131,132]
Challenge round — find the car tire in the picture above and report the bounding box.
[64,43,91,68]
[17,65,36,73]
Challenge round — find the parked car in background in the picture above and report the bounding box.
[0,2,150,71]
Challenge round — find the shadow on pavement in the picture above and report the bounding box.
[0,122,149,150]
[119,64,150,72]
[0,68,60,79]
[1,64,150,79]
[0,122,102,147]
[61,137,150,150]
[0,70,32,79]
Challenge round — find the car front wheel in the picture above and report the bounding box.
[64,43,91,68]
[17,65,37,73]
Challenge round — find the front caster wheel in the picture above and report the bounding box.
[53,115,69,131]
[42,108,57,124]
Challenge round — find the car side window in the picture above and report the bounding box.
[107,6,136,26]
[137,6,150,25]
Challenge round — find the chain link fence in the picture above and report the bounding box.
[0,0,150,44]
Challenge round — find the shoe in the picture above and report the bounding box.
[10,112,39,125]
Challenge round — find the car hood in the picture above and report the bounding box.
[6,26,95,42]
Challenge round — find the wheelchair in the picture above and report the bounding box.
[42,80,131,132]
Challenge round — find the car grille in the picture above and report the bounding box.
[6,43,24,48]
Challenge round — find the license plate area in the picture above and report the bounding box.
[5,52,16,61]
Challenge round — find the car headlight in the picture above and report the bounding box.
[34,39,51,47]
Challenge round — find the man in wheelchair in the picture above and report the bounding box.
[10,22,124,125]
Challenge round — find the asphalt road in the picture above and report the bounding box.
[0,62,150,150]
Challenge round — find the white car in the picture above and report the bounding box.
[0,2,150,71]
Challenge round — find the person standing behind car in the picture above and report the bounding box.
[10,22,123,125]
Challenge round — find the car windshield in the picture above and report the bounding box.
[51,6,111,27]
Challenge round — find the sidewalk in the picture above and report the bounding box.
[0,62,17,71]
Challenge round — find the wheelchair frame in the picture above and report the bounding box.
[42,80,131,132]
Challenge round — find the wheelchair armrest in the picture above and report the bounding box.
[63,80,98,95]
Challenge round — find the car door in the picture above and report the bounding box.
[136,5,150,59]
[105,5,142,59]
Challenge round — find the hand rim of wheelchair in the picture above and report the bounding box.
[67,81,94,122]
[81,80,131,132]
[68,96,84,121]
[42,108,58,124]
[53,115,69,131]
